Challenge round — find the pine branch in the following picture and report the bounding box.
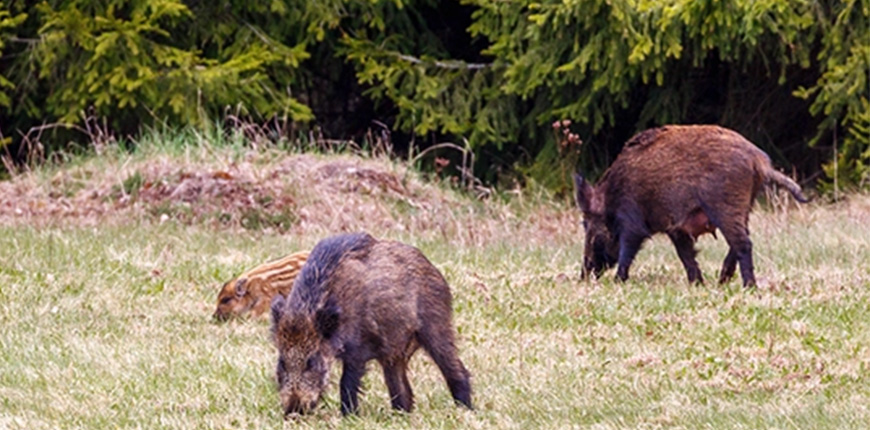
[396,54,489,70]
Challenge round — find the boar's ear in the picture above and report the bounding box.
[235,279,247,297]
[270,295,285,326]
[315,301,341,340]
[573,173,597,215]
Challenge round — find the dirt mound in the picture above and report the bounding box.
[0,150,583,246]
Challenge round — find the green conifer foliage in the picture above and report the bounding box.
[9,0,312,134]
[0,0,867,189]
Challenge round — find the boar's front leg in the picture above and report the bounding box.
[667,230,703,284]
[339,359,366,415]
[616,233,646,282]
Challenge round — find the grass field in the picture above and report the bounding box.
[1,144,869,429]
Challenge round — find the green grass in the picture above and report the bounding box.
[1,143,869,428]
[2,203,869,429]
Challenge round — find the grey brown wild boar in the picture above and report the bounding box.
[574,125,808,287]
[213,251,309,321]
[270,232,472,416]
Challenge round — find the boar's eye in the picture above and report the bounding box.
[593,237,607,255]
[305,356,316,372]
[220,296,233,305]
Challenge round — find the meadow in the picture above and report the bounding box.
[1,140,869,429]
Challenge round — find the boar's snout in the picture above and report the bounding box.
[275,356,329,417]
[579,209,618,281]
[212,303,235,321]
[282,394,318,417]
[582,233,617,280]
[581,258,598,279]
[582,255,610,280]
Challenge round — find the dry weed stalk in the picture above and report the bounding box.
[2,109,117,176]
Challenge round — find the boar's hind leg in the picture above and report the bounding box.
[718,227,756,288]
[718,248,738,284]
[339,360,366,415]
[737,241,755,287]
[667,231,703,284]
[382,359,414,412]
[417,319,473,409]
[699,199,755,288]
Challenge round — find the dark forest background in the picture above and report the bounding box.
[1,0,868,192]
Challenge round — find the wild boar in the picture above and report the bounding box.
[213,251,309,321]
[270,232,472,416]
[574,125,808,287]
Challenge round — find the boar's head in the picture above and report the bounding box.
[270,295,339,416]
[573,174,618,278]
[213,278,253,321]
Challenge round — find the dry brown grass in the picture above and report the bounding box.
[0,147,582,248]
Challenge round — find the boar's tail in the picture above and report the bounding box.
[764,169,809,203]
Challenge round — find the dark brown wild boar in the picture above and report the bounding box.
[574,125,808,287]
[270,232,472,416]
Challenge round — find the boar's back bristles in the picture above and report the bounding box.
[288,232,376,312]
